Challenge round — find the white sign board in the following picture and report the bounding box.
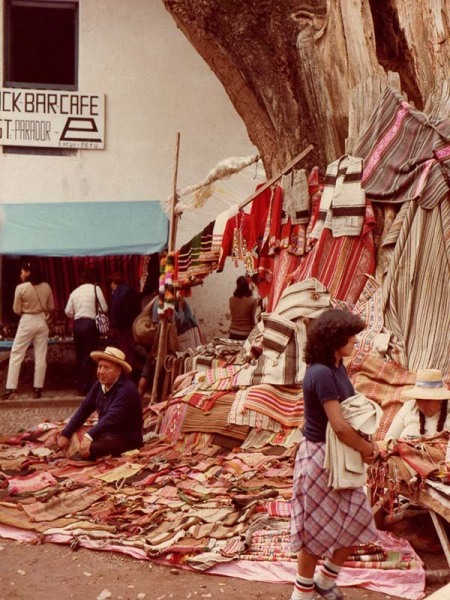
[0,88,105,149]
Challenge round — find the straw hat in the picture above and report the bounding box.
[90,346,132,374]
[401,369,450,400]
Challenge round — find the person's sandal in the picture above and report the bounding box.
[314,582,344,600]
[33,388,42,399]
[1,389,17,400]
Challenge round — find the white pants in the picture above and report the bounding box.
[6,313,49,390]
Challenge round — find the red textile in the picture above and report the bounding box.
[288,200,376,303]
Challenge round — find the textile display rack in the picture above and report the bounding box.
[149,139,314,409]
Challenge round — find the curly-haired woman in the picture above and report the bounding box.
[290,309,379,600]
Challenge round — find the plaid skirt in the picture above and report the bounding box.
[290,438,378,556]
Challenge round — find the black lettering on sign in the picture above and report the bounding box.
[60,117,102,142]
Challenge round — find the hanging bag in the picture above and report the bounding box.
[32,284,54,329]
[94,286,110,335]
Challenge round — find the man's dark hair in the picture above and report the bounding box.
[304,308,365,367]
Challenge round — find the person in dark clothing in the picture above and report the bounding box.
[109,272,141,365]
[57,346,143,460]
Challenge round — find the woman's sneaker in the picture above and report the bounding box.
[314,583,344,600]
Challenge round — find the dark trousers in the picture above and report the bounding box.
[73,318,99,394]
[89,435,140,460]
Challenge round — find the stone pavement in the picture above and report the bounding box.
[0,388,81,435]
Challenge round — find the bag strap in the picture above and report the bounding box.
[32,284,46,314]
[94,285,103,315]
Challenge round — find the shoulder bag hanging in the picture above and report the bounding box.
[32,284,53,328]
[94,286,110,335]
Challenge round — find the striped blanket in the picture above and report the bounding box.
[354,86,450,210]
[242,384,303,428]
[353,86,450,381]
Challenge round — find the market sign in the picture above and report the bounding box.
[0,88,105,149]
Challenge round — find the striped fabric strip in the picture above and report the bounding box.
[291,204,376,304]
[242,384,304,428]
[380,198,450,382]
[354,85,450,210]
[228,389,283,432]
[261,314,296,358]
[310,155,365,239]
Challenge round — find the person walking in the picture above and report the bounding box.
[290,308,379,600]
[65,269,108,396]
[2,262,54,399]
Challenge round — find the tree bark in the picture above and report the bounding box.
[163,0,450,175]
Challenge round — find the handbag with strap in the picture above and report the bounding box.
[32,284,53,328]
[94,286,110,335]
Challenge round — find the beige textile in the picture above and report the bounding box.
[380,199,450,382]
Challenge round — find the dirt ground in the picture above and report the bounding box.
[0,536,449,600]
[1,399,449,600]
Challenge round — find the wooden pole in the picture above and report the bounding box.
[150,132,181,408]
[238,144,314,210]
[168,132,181,253]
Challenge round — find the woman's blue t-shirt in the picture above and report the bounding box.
[302,362,355,443]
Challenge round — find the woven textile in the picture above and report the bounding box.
[236,278,331,386]
[228,389,283,433]
[354,86,450,210]
[20,486,107,522]
[289,201,376,304]
[181,394,250,441]
[159,401,189,443]
[310,155,365,239]
[380,199,450,381]
[352,86,450,380]
[242,384,303,428]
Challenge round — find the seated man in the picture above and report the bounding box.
[58,346,143,459]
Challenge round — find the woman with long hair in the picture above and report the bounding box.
[228,275,259,341]
[290,309,379,600]
[2,262,54,399]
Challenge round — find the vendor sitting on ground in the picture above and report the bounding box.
[385,368,450,442]
[57,346,143,460]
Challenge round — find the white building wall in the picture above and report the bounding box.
[0,0,260,339]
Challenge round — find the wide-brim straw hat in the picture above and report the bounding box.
[90,346,132,374]
[401,368,450,400]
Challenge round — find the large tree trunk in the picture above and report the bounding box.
[163,0,450,176]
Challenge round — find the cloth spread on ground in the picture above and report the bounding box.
[0,423,425,599]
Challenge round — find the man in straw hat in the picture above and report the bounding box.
[385,368,450,441]
[57,347,143,459]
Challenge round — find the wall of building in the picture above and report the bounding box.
[0,0,261,339]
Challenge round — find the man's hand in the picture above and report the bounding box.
[79,435,92,459]
[57,434,70,452]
